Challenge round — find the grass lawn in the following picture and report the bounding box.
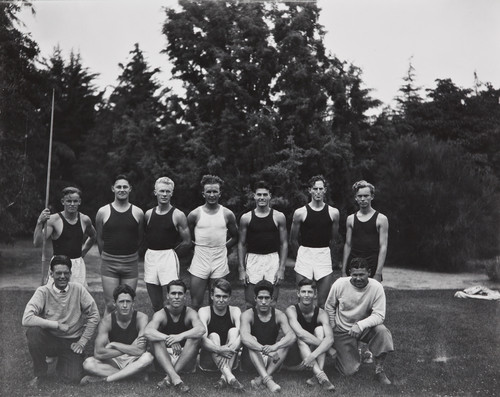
[0,288,498,397]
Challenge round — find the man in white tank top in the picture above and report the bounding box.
[187,175,238,309]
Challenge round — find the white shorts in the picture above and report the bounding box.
[294,246,332,281]
[246,252,279,284]
[189,245,228,279]
[144,249,180,286]
[47,257,87,288]
[111,353,140,370]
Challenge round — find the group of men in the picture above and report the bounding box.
[24,174,393,391]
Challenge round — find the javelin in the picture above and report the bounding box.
[41,89,55,285]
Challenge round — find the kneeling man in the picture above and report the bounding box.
[325,258,394,384]
[285,279,335,391]
[22,255,100,385]
[240,280,296,392]
[145,279,204,393]
[198,278,244,390]
[81,284,153,384]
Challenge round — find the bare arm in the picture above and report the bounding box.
[225,209,238,250]
[342,216,354,276]
[173,210,192,257]
[289,208,303,258]
[33,210,54,247]
[308,310,334,360]
[237,213,250,285]
[94,316,123,360]
[275,212,288,285]
[285,306,322,347]
[187,209,199,243]
[268,310,296,352]
[144,310,168,342]
[106,312,148,356]
[240,309,263,352]
[95,207,105,254]
[133,206,145,249]
[81,215,96,258]
[329,206,340,245]
[375,214,389,280]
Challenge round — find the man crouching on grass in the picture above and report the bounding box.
[284,279,335,391]
[145,279,205,393]
[240,280,296,393]
[325,257,394,384]
[197,278,244,391]
[80,284,153,384]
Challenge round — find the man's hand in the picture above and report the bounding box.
[57,322,69,333]
[301,353,316,368]
[70,342,85,354]
[348,323,362,338]
[164,334,183,347]
[170,342,182,356]
[136,336,147,349]
[373,273,382,282]
[218,345,236,359]
[37,209,51,225]
[274,269,285,286]
[239,269,248,286]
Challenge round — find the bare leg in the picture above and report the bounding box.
[316,273,334,309]
[106,352,154,382]
[82,357,119,378]
[174,338,200,375]
[146,283,165,312]
[244,284,255,309]
[101,276,120,316]
[189,275,209,310]
[152,342,183,385]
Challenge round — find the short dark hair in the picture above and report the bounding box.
[200,174,224,189]
[254,180,271,192]
[113,284,136,301]
[61,186,82,199]
[166,279,187,293]
[308,175,327,189]
[349,257,370,272]
[254,280,274,297]
[352,180,375,195]
[113,174,131,186]
[50,255,72,271]
[211,278,232,295]
[297,278,316,290]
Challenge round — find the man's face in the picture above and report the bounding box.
[355,187,373,209]
[202,184,221,205]
[255,289,273,313]
[297,285,316,305]
[309,181,326,202]
[51,264,71,290]
[350,268,370,289]
[61,193,81,214]
[254,188,271,208]
[112,179,131,201]
[167,285,185,308]
[114,293,134,316]
[155,183,173,205]
[211,287,230,311]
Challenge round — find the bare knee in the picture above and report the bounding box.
[83,357,98,372]
[138,352,154,368]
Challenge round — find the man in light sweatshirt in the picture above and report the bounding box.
[324,257,394,385]
[22,255,100,386]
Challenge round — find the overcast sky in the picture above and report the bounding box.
[18,0,500,110]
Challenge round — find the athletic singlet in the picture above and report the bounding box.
[207,306,235,345]
[300,204,333,248]
[103,204,139,255]
[145,207,179,250]
[109,310,138,345]
[294,304,319,335]
[160,306,190,346]
[52,212,83,259]
[246,209,279,254]
[194,206,227,248]
[351,211,380,256]
[251,307,279,345]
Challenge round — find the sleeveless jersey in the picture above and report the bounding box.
[160,306,190,346]
[145,207,179,250]
[351,211,380,257]
[251,307,279,345]
[246,209,279,254]
[300,204,333,248]
[109,310,138,345]
[294,304,320,335]
[207,306,235,345]
[194,206,227,248]
[52,212,83,259]
[103,204,139,255]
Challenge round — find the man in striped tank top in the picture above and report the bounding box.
[187,175,238,310]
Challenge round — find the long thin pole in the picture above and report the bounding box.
[41,89,55,285]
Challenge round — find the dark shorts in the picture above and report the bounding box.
[101,251,139,279]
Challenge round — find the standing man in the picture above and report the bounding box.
[240,280,296,393]
[325,258,394,384]
[290,175,340,308]
[145,279,205,393]
[342,180,389,282]
[34,187,96,286]
[22,255,100,385]
[81,284,154,384]
[285,279,335,391]
[144,177,191,312]
[238,181,288,308]
[198,278,244,391]
[187,175,238,309]
[96,175,144,315]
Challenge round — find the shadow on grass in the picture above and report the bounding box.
[1,289,498,396]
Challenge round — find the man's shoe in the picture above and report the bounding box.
[362,350,374,364]
[28,376,42,388]
[157,376,172,388]
[80,375,105,385]
[214,377,227,389]
[250,377,262,388]
[319,378,336,392]
[263,376,281,393]
[228,378,245,391]
[305,376,317,386]
[174,381,190,393]
[375,371,392,385]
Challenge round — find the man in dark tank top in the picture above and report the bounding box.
[290,175,340,308]
[197,278,244,391]
[240,280,296,392]
[95,175,144,315]
[342,180,389,282]
[238,181,288,308]
[34,187,96,286]
[81,284,153,384]
[144,177,191,312]
[284,279,335,391]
